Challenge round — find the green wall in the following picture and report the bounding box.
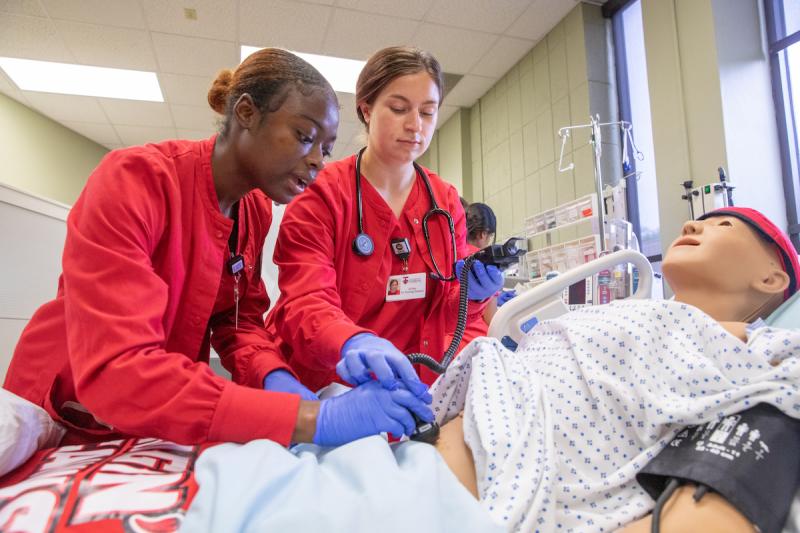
[0,93,108,205]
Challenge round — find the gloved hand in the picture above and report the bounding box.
[455,259,504,301]
[338,333,428,396]
[263,369,319,401]
[497,289,517,307]
[313,380,434,446]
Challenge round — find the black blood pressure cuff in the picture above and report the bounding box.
[636,403,800,533]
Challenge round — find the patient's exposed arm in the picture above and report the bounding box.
[617,485,755,533]
[434,414,478,499]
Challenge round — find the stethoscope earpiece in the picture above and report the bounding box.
[352,233,374,256]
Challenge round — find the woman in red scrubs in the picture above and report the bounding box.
[3,48,433,448]
[266,46,504,393]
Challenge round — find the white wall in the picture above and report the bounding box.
[713,0,787,229]
[0,184,69,381]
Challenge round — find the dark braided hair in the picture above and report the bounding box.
[466,202,496,243]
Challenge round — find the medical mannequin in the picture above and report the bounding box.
[3,48,432,448]
[432,208,798,532]
[265,46,503,392]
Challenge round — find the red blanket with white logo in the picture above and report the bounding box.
[0,438,206,532]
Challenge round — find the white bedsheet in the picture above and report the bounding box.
[430,299,800,532]
[179,437,501,533]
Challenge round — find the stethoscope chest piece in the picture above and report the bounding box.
[352,232,374,256]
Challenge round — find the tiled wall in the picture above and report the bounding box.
[461,3,621,247]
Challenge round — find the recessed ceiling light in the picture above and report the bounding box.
[0,57,164,102]
[241,46,365,94]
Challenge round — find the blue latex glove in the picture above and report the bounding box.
[455,259,504,301]
[497,289,517,307]
[338,333,428,397]
[263,369,319,401]
[313,380,434,446]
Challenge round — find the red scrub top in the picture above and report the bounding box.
[3,137,300,446]
[265,155,486,390]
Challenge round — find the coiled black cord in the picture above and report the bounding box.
[406,255,476,374]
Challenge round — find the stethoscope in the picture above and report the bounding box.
[351,147,458,281]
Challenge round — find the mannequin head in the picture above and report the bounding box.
[662,207,798,322]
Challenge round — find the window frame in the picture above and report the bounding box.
[764,0,800,249]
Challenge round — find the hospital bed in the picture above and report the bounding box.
[1,250,798,533]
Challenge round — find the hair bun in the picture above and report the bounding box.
[207,69,234,114]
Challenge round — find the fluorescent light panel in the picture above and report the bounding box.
[241,46,364,94]
[0,57,163,102]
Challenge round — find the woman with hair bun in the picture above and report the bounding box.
[5,47,433,448]
[266,46,504,394]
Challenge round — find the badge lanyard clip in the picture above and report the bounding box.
[391,238,411,273]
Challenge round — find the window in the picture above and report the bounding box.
[610,0,662,268]
[765,0,800,249]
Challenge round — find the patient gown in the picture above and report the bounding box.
[430,299,800,532]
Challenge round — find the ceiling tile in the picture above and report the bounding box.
[40,0,147,29]
[442,74,496,107]
[141,0,237,41]
[1,0,47,17]
[114,125,177,146]
[61,120,121,145]
[24,92,108,122]
[322,8,419,60]
[99,100,174,127]
[470,36,534,78]
[239,0,331,52]
[505,0,574,41]
[334,0,430,21]
[177,128,215,140]
[159,73,213,107]
[170,103,218,130]
[151,32,238,77]
[424,0,531,34]
[54,20,158,70]
[0,13,74,62]
[412,23,498,74]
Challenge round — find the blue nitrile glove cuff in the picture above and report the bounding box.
[455,259,505,301]
[497,289,517,307]
[312,380,434,447]
[263,369,319,401]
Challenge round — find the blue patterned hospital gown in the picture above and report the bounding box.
[429,299,800,532]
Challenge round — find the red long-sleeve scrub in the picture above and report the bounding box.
[4,137,299,446]
[265,155,487,391]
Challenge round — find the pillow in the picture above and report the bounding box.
[766,290,800,330]
[0,388,65,477]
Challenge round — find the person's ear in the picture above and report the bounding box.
[752,267,790,297]
[359,103,372,126]
[232,93,260,130]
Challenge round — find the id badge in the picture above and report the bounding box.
[385,273,426,302]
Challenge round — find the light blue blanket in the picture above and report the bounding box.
[179,436,501,533]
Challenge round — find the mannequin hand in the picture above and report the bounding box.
[313,380,434,446]
[263,369,319,401]
[455,259,504,301]
[338,333,428,396]
[497,290,517,307]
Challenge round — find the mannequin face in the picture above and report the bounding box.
[663,216,789,317]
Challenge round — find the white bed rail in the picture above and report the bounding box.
[488,249,653,343]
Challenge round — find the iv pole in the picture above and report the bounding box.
[557,114,642,252]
